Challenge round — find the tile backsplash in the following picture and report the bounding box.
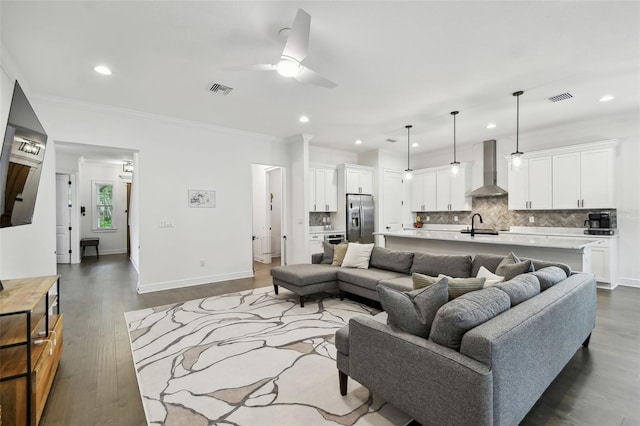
[310,212,332,226]
[416,195,616,230]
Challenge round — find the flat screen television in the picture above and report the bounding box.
[0,81,48,228]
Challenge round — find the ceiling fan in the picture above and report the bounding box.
[228,9,337,88]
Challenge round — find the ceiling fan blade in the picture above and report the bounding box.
[295,66,338,88]
[282,9,310,62]
[223,64,275,72]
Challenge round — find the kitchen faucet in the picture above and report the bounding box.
[471,213,483,237]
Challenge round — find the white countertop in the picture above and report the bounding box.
[376,229,604,250]
[309,227,346,234]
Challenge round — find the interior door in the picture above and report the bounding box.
[55,174,71,263]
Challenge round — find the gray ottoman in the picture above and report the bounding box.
[270,264,339,307]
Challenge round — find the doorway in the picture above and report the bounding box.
[251,164,285,270]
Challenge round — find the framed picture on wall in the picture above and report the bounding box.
[188,189,216,208]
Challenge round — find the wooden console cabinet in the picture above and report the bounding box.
[0,275,63,425]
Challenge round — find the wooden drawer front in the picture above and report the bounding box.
[33,314,63,425]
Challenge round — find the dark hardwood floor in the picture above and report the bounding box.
[42,255,639,425]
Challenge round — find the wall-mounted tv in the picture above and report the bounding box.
[0,81,48,228]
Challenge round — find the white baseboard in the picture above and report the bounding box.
[136,270,254,294]
[617,277,640,288]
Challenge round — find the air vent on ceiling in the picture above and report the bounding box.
[385,138,398,143]
[209,83,234,96]
[548,92,573,102]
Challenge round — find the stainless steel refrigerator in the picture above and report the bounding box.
[346,194,374,243]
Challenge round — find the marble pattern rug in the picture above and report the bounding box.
[125,287,412,426]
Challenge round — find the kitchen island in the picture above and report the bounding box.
[376,229,603,275]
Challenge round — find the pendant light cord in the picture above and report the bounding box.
[513,91,524,154]
[405,125,412,171]
[451,111,459,163]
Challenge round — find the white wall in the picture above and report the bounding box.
[288,134,310,265]
[251,164,269,263]
[0,65,57,280]
[29,97,290,293]
[309,145,358,165]
[78,161,128,256]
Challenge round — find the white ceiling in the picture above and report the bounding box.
[1,1,638,155]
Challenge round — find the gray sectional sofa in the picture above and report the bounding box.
[271,246,597,425]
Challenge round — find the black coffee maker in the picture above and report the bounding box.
[584,212,613,235]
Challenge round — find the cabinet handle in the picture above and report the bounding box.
[325,204,329,211]
[314,204,316,211]
[577,200,580,208]
[581,199,584,208]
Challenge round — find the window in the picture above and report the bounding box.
[95,182,114,230]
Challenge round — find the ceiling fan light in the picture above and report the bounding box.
[277,56,301,77]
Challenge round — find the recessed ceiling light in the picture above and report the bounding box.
[355,139,363,145]
[93,65,112,75]
[412,143,419,147]
[299,115,309,123]
[486,123,497,129]
[599,95,614,102]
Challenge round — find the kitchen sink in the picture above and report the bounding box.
[460,229,499,235]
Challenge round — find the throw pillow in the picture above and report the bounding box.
[530,266,568,291]
[414,273,485,300]
[495,274,540,306]
[331,243,349,266]
[377,278,449,338]
[412,272,440,290]
[477,266,505,288]
[429,287,511,351]
[341,243,375,269]
[321,241,334,264]
[495,252,534,281]
[438,274,486,300]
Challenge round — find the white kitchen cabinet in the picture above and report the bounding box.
[410,166,470,212]
[553,149,614,209]
[309,166,338,212]
[436,168,471,211]
[508,156,552,210]
[346,168,373,194]
[410,172,436,211]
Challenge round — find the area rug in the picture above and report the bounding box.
[125,287,412,426]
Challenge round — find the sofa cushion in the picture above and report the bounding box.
[377,278,449,338]
[410,252,473,278]
[413,273,486,300]
[332,243,349,266]
[496,274,540,306]
[477,266,505,287]
[527,259,571,277]
[369,246,414,275]
[495,252,534,280]
[471,253,506,277]
[429,287,511,351]
[321,241,335,264]
[270,264,337,286]
[341,243,375,269]
[378,276,413,292]
[337,268,406,290]
[530,266,568,291]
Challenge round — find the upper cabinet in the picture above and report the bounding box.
[508,156,553,210]
[410,172,436,212]
[343,165,373,194]
[309,164,338,212]
[507,140,617,211]
[410,164,471,212]
[552,148,614,209]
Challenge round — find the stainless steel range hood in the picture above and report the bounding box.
[467,139,508,197]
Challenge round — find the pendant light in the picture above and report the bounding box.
[450,111,460,175]
[404,125,413,180]
[511,90,524,168]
